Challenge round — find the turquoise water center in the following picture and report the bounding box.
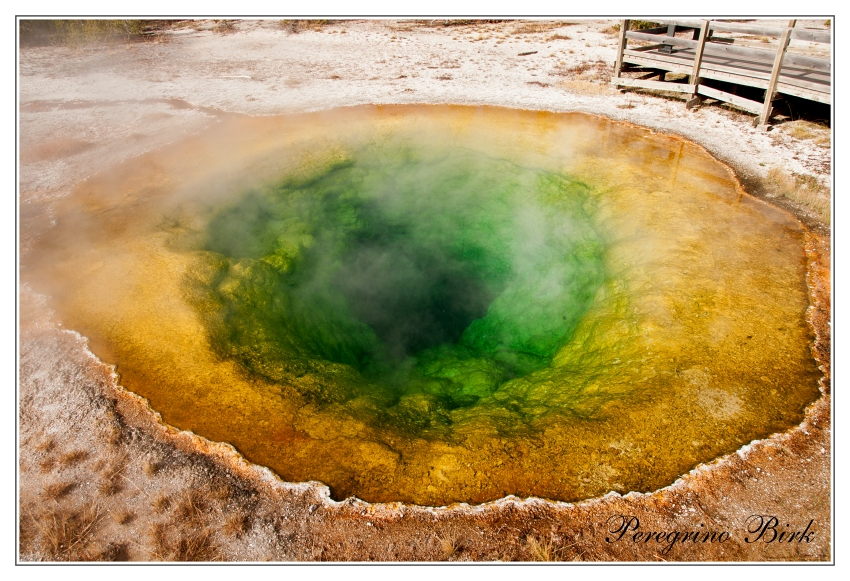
[194,144,604,424]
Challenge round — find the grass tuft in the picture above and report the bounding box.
[21,502,103,561]
[512,22,564,35]
[558,80,617,95]
[777,120,830,148]
[41,481,75,502]
[526,535,562,561]
[152,494,171,513]
[436,531,462,560]
[765,167,830,225]
[141,459,159,476]
[110,509,134,525]
[149,522,220,561]
[222,513,250,538]
[35,437,56,453]
[280,20,332,34]
[59,450,89,468]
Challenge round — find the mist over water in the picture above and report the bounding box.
[193,144,604,418]
[24,106,823,505]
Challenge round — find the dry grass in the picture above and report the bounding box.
[41,481,75,502]
[436,531,463,560]
[558,80,617,95]
[152,494,171,513]
[511,22,564,35]
[97,478,121,496]
[212,20,235,34]
[603,24,621,36]
[21,503,104,561]
[280,19,332,34]
[552,59,615,95]
[547,33,572,41]
[765,167,831,225]
[149,522,220,561]
[141,459,159,476]
[59,450,89,467]
[35,437,56,453]
[222,513,250,538]
[175,488,211,522]
[526,535,562,561]
[109,509,134,525]
[778,120,830,148]
[104,424,122,446]
[97,456,126,496]
[554,60,610,81]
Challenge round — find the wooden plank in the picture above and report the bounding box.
[699,59,829,92]
[709,43,829,73]
[622,52,693,75]
[628,50,772,84]
[630,43,665,52]
[652,19,831,44]
[697,84,763,114]
[691,20,710,85]
[782,52,830,73]
[676,47,830,83]
[698,67,770,89]
[698,64,830,96]
[626,30,697,49]
[710,21,786,37]
[703,42,783,66]
[759,27,792,126]
[775,82,831,104]
[625,49,830,95]
[611,77,696,93]
[639,26,669,35]
[698,42,829,74]
[613,19,629,78]
[773,71,831,93]
[790,29,831,44]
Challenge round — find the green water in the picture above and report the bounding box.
[191,143,605,432]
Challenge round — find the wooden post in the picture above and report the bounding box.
[757,27,792,129]
[658,22,676,53]
[787,19,797,28]
[613,19,630,78]
[686,19,710,109]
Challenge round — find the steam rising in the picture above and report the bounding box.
[193,142,604,417]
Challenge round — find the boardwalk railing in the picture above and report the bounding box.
[611,19,831,128]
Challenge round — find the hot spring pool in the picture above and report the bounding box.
[26,105,822,505]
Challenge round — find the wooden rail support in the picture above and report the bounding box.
[613,19,630,79]
[687,19,710,108]
[757,27,792,129]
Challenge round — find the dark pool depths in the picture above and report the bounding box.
[26,105,823,505]
[192,147,605,419]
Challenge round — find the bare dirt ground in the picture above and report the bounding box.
[18,19,832,561]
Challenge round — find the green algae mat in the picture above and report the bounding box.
[26,106,822,505]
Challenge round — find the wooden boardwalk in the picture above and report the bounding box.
[611,19,831,128]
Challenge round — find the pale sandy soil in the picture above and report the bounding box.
[18,19,832,561]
